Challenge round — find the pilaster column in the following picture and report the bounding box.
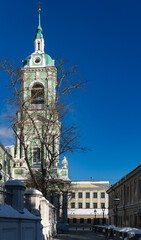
[90,191,93,208]
[47,75,52,105]
[17,138,20,159]
[75,191,78,208]
[62,191,68,224]
[98,191,100,209]
[83,191,85,208]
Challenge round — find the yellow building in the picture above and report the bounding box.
[68,181,110,227]
[107,164,141,228]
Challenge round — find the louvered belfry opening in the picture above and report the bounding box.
[31,83,44,109]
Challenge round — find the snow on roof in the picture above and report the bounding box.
[5,145,15,149]
[114,227,124,231]
[0,204,41,220]
[119,227,133,232]
[127,228,141,234]
[106,225,116,229]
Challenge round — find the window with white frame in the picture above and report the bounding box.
[93,192,97,198]
[31,83,44,109]
[93,203,97,208]
[71,202,75,208]
[101,192,105,198]
[33,147,40,164]
[86,192,90,198]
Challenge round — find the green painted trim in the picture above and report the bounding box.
[14,169,23,175]
[61,170,67,176]
[50,169,57,174]
[58,184,64,189]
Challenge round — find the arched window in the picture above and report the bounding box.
[38,42,40,50]
[31,83,44,109]
[33,147,40,164]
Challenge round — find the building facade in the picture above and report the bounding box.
[107,164,141,228]
[68,181,110,227]
[0,144,14,184]
[0,143,14,203]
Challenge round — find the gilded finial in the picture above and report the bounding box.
[38,2,41,13]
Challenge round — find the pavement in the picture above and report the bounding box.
[53,230,107,240]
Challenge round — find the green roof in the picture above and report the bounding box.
[45,54,54,66]
[35,12,43,39]
[22,53,54,67]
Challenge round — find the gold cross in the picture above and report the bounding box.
[38,1,41,13]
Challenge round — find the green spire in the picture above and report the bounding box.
[35,3,43,39]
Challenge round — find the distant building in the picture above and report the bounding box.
[107,164,141,228]
[0,143,14,184]
[0,143,14,203]
[68,181,110,227]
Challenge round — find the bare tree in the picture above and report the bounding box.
[0,58,85,198]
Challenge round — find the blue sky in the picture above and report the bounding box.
[0,0,141,184]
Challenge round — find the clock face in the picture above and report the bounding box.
[34,57,41,64]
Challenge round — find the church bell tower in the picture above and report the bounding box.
[13,5,70,232]
[15,6,61,171]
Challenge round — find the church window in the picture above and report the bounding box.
[31,83,44,108]
[4,160,6,172]
[35,57,41,63]
[33,147,40,163]
[38,42,40,51]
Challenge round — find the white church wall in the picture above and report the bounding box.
[25,188,57,239]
